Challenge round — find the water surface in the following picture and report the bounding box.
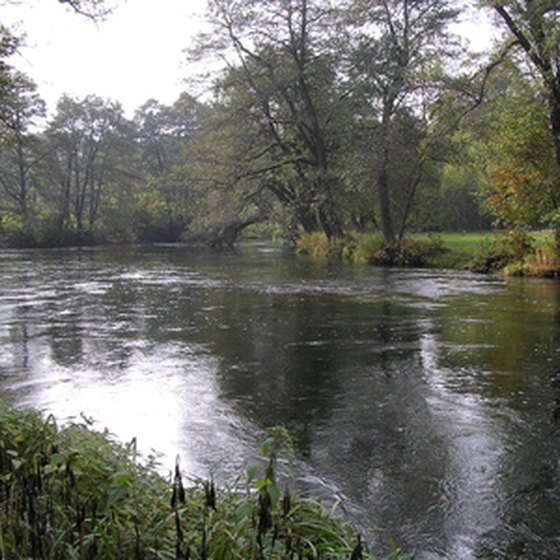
[1,243,560,558]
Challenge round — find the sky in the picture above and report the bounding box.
[2,0,496,119]
[2,0,208,116]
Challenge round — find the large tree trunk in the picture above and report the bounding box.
[376,95,397,246]
[317,197,343,240]
[548,89,560,250]
[549,86,560,169]
[376,125,396,245]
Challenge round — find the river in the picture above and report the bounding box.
[1,243,560,558]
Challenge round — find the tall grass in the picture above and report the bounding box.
[296,232,444,267]
[296,232,347,261]
[0,405,408,559]
[505,242,560,277]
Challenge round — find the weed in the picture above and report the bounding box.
[0,405,406,559]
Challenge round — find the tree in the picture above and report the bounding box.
[41,95,126,242]
[487,0,560,237]
[346,0,460,244]
[134,94,208,241]
[0,24,19,107]
[0,72,46,219]
[467,67,558,229]
[57,0,115,19]
[193,0,347,239]
[181,92,275,247]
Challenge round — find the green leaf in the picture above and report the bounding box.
[105,484,128,510]
[267,481,280,509]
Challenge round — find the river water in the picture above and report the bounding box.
[1,243,560,558]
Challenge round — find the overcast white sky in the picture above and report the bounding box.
[2,0,208,116]
[2,0,495,118]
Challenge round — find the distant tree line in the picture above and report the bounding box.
[0,0,558,249]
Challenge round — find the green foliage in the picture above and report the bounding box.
[369,238,445,268]
[295,229,560,274]
[480,93,558,227]
[0,212,34,247]
[0,405,402,559]
[0,405,171,558]
[0,25,20,107]
[33,211,83,247]
[0,211,92,248]
[5,0,558,248]
[428,162,491,232]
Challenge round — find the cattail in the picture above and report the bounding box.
[258,489,272,537]
[204,479,216,510]
[65,461,76,488]
[171,457,185,508]
[350,535,363,560]
[282,488,292,518]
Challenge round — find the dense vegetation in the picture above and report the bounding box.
[0,404,410,559]
[0,0,558,266]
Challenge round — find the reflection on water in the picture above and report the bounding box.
[13,340,252,478]
[1,244,560,558]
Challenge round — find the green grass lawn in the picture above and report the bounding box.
[413,232,492,253]
[411,230,554,270]
[416,230,553,251]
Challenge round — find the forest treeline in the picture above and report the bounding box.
[0,0,559,251]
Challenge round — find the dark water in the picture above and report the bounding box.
[1,243,560,558]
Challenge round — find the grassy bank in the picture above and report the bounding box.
[296,231,471,269]
[296,230,559,275]
[0,405,407,559]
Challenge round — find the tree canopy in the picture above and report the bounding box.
[0,0,558,252]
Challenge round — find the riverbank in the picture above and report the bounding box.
[0,405,408,559]
[296,230,560,276]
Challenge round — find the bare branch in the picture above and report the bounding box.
[58,0,114,20]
